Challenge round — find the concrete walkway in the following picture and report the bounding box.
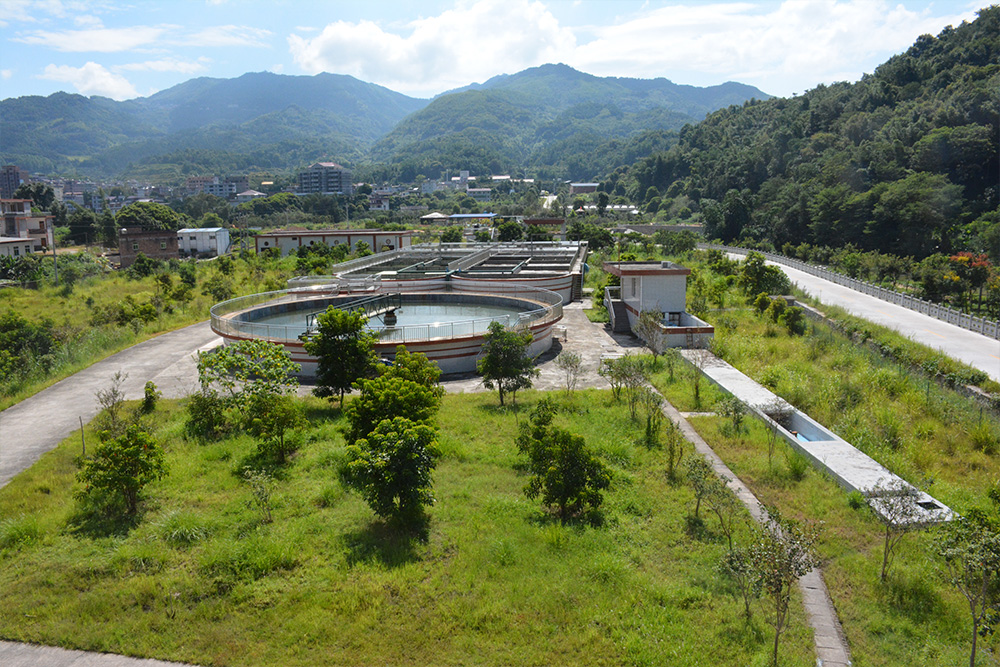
[661,399,853,667]
[0,321,221,490]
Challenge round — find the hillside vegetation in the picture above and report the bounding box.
[606,6,999,260]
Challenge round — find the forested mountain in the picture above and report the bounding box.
[606,7,999,260]
[368,64,769,181]
[1,72,428,178]
[1,64,768,183]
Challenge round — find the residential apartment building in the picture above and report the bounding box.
[0,165,29,199]
[298,163,353,195]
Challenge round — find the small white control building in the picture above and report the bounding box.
[178,227,230,258]
[0,236,34,258]
[603,260,714,349]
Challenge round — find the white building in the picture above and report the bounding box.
[0,236,34,258]
[603,260,714,349]
[177,227,231,258]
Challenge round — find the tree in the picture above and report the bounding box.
[750,506,819,666]
[598,354,648,417]
[516,399,611,524]
[14,183,56,211]
[196,339,300,424]
[247,393,304,464]
[554,351,583,394]
[344,416,440,524]
[303,307,377,406]
[936,507,1000,667]
[77,425,167,515]
[381,345,443,393]
[116,201,186,231]
[440,226,463,243]
[497,220,524,242]
[477,321,538,406]
[344,374,442,446]
[869,481,923,582]
[684,456,716,519]
[738,252,791,298]
[633,311,664,355]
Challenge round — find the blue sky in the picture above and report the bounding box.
[0,0,984,102]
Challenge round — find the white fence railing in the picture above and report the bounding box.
[210,283,563,345]
[706,244,999,340]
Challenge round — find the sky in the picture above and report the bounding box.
[0,0,985,102]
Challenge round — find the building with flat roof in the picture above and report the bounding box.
[1,199,54,252]
[603,260,713,349]
[178,227,230,258]
[119,228,179,267]
[298,162,353,195]
[569,182,599,195]
[255,229,413,257]
[0,236,34,258]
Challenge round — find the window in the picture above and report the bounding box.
[189,236,196,240]
[631,277,637,297]
[160,242,167,249]
[132,243,139,250]
[208,235,216,240]
[12,247,18,256]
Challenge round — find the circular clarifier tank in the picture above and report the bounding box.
[211,284,564,375]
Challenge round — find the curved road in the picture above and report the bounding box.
[763,258,1000,384]
[0,321,221,490]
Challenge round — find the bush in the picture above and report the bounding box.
[77,425,168,516]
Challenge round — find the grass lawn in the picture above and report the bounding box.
[647,300,1000,666]
[0,390,813,667]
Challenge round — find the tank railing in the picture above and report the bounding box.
[285,275,382,291]
[325,249,407,275]
[211,284,563,345]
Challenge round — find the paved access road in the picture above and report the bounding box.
[0,321,221,490]
[0,641,188,667]
[769,259,1000,384]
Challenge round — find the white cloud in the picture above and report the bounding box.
[40,61,138,99]
[15,25,168,52]
[117,57,210,74]
[1,69,12,79]
[187,25,271,47]
[288,0,576,96]
[570,0,978,96]
[72,14,103,28]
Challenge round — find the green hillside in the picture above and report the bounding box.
[369,64,769,181]
[606,7,999,259]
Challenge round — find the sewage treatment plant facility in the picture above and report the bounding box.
[210,242,587,374]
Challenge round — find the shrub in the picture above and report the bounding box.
[77,425,168,516]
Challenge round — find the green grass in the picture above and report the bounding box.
[0,391,812,666]
[646,293,1000,665]
[0,254,296,410]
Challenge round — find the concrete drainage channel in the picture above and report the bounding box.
[681,349,953,527]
